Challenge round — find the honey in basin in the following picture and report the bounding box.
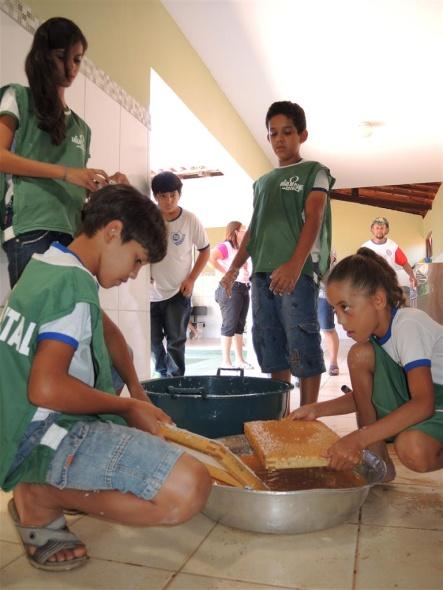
[243,419,367,490]
[239,453,366,491]
[244,418,340,469]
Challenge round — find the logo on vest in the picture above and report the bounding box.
[0,306,36,356]
[71,134,86,154]
[172,231,185,246]
[280,176,304,192]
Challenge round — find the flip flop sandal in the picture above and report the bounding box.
[63,508,85,516]
[8,499,88,571]
[238,361,254,370]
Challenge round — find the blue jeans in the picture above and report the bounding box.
[317,295,335,331]
[3,230,73,287]
[150,291,192,377]
[251,272,325,378]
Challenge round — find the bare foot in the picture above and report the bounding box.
[383,458,396,483]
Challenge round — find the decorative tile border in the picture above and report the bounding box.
[1,0,39,34]
[0,0,148,127]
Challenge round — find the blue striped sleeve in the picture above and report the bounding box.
[37,332,79,350]
[403,359,431,372]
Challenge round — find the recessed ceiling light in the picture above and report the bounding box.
[358,122,373,138]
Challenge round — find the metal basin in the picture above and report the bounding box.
[203,435,386,534]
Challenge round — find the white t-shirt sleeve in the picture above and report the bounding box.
[392,316,432,371]
[0,86,19,121]
[191,214,209,250]
[37,302,91,350]
[311,169,330,192]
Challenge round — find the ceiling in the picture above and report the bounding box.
[161,0,443,215]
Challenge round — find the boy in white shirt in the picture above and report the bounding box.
[150,172,209,377]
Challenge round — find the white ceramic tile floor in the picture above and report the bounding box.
[1,338,442,590]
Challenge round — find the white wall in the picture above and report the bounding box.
[0,7,152,379]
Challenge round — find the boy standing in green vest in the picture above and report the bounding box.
[222,101,335,405]
[0,184,211,571]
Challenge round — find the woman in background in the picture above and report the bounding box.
[210,221,253,369]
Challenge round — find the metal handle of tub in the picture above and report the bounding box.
[216,367,244,377]
[166,385,208,399]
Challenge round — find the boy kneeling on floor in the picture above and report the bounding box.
[0,184,211,571]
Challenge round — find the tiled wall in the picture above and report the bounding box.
[192,274,222,338]
[0,2,152,379]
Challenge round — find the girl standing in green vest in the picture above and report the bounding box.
[0,17,126,287]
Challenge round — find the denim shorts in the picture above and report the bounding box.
[6,364,129,480]
[317,296,336,331]
[251,272,325,377]
[46,421,183,500]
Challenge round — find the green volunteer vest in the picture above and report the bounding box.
[371,339,443,443]
[247,161,335,278]
[0,254,123,491]
[0,84,91,240]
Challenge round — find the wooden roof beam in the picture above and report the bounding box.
[357,189,434,205]
[330,191,427,216]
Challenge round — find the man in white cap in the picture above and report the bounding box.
[361,216,417,292]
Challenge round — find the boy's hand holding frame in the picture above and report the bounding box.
[29,339,173,438]
[121,398,173,435]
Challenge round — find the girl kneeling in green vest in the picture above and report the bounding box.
[290,247,443,482]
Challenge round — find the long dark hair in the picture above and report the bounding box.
[225,221,242,249]
[25,17,87,145]
[328,247,406,308]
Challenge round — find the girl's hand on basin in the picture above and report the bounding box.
[324,431,364,471]
[287,403,318,421]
